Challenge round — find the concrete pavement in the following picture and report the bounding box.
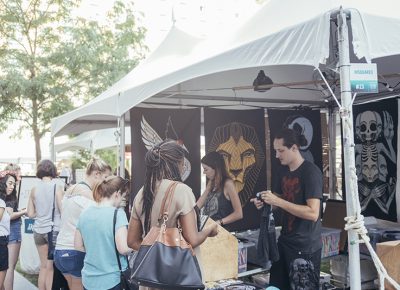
[14,271,38,290]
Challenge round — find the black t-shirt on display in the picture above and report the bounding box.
[273,160,323,253]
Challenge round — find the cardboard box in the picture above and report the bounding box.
[200,218,238,282]
[376,240,400,290]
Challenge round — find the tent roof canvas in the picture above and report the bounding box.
[51,0,400,137]
[54,127,131,153]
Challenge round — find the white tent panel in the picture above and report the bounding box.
[51,0,400,138]
[54,127,131,153]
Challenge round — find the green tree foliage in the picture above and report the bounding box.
[70,148,117,180]
[0,0,146,162]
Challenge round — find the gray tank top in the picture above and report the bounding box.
[33,179,61,234]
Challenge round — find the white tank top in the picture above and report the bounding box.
[56,183,95,250]
[0,199,10,236]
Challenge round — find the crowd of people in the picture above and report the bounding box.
[0,128,323,290]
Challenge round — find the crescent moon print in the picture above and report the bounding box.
[208,122,265,205]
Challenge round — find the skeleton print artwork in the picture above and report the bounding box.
[355,110,397,214]
[289,258,319,290]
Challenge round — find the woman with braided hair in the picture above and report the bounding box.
[127,139,218,290]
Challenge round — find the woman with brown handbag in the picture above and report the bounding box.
[127,139,218,290]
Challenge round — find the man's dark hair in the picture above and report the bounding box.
[274,128,307,149]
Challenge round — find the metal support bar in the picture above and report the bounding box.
[50,136,55,162]
[337,8,362,290]
[328,107,337,199]
[118,115,126,178]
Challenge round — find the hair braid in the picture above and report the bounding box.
[142,139,185,234]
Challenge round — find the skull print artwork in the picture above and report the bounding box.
[289,258,319,290]
[355,110,396,214]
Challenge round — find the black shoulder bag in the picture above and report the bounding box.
[131,181,204,290]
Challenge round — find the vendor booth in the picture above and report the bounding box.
[50,0,400,289]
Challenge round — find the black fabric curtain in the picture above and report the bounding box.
[130,107,201,200]
[353,98,398,221]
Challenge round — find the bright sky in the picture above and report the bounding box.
[0,0,262,165]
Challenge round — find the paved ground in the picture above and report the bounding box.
[14,271,38,290]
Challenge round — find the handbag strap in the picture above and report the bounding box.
[51,184,56,231]
[113,208,123,273]
[158,181,178,222]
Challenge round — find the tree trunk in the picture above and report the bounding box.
[34,128,42,164]
[32,98,41,164]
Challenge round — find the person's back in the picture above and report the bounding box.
[133,180,196,231]
[77,206,128,289]
[54,156,111,290]
[75,175,131,290]
[55,183,94,249]
[33,179,59,234]
[127,140,219,290]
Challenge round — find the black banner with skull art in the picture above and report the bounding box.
[204,108,266,231]
[130,108,201,200]
[353,99,398,221]
[268,109,323,191]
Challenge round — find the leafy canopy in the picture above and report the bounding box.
[0,0,147,161]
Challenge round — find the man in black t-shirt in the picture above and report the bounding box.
[252,129,322,290]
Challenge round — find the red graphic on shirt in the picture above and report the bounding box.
[282,176,301,232]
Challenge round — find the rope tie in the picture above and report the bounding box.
[344,214,400,289]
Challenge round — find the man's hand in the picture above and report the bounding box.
[260,190,281,207]
[250,198,264,210]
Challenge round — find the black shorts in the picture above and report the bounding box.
[0,236,9,271]
[269,243,321,290]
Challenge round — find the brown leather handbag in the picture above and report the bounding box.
[131,181,204,290]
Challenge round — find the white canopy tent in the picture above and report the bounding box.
[51,1,400,289]
[54,127,131,153]
[51,0,400,137]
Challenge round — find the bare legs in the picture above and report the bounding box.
[4,242,21,290]
[36,244,53,290]
[0,270,6,290]
[63,274,83,290]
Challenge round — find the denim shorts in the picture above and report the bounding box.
[54,249,85,278]
[9,220,22,244]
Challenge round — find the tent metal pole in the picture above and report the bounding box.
[118,115,126,178]
[50,136,56,162]
[337,9,361,290]
[328,106,337,199]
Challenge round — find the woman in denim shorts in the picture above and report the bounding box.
[55,157,111,290]
[2,167,27,290]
